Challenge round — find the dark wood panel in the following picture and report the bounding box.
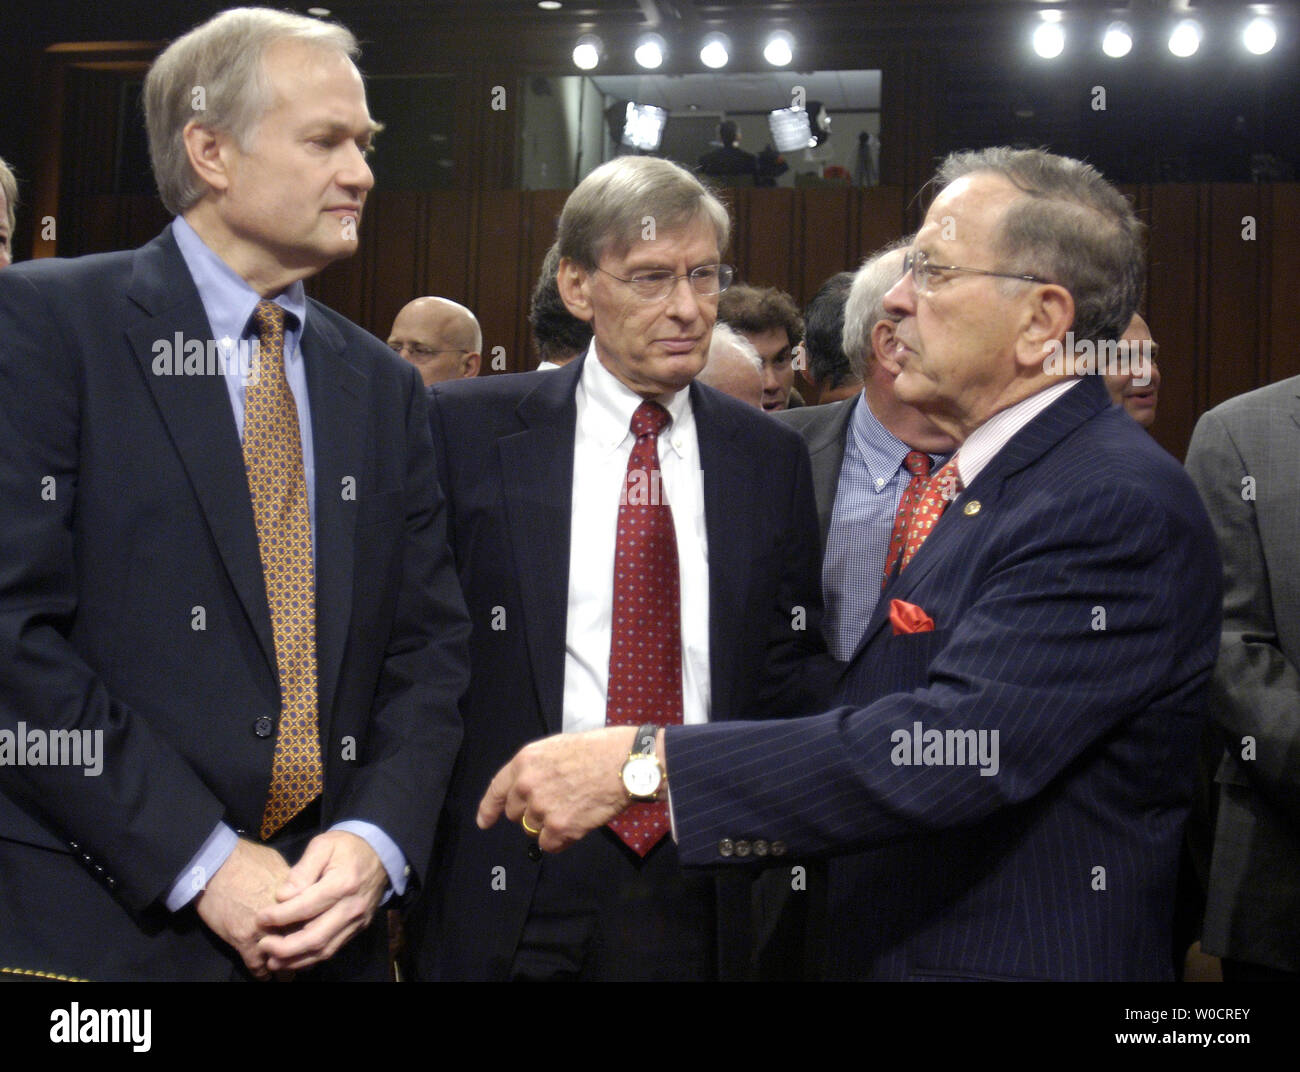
[472,189,526,371]
[1143,184,1201,461]
[799,188,855,299]
[857,186,908,261]
[1205,185,1263,408]
[1267,185,1300,385]
[735,188,796,296]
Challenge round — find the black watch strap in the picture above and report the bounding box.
[634,723,658,756]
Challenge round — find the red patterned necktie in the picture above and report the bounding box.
[882,450,933,587]
[605,401,682,856]
[898,458,962,573]
[244,300,322,840]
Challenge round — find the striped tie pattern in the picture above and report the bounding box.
[245,300,322,840]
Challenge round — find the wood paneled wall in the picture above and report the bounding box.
[63,182,1299,461]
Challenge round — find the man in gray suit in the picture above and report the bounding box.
[1186,382,1300,980]
[777,243,955,661]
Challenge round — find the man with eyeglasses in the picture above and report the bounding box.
[412,154,830,980]
[387,296,481,386]
[478,147,1221,981]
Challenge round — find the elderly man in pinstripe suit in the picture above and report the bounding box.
[480,147,1221,981]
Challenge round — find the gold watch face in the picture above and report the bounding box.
[623,756,662,798]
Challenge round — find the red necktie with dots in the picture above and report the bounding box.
[605,401,682,856]
[898,458,962,573]
[245,300,322,840]
[882,450,933,587]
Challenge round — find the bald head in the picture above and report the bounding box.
[698,322,763,408]
[387,297,482,386]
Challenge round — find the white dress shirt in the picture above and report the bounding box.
[955,379,1080,487]
[563,346,711,733]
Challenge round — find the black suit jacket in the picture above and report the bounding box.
[0,226,470,980]
[418,355,831,979]
[775,396,856,550]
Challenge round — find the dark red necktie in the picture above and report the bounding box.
[882,450,932,586]
[605,401,682,855]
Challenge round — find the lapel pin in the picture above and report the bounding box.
[963,500,982,516]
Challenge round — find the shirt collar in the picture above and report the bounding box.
[955,378,1080,488]
[172,216,308,347]
[578,342,695,459]
[850,392,945,491]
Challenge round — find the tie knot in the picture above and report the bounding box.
[251,300,286,342]
[903,450,931,479]
[630,400,671,439]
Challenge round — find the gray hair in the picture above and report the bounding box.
[144,7,359,216]
[0,155,16,233]
[705,321,762,373]
[842,240,910,381]
[557,155,730,270]
[935,147,1145,344]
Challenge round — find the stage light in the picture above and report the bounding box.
[700,32,730,69]
[1243,16,1277,55]
[1033,19,1065,60]
[1102,21,1132,58]
[573,34,601,70]
[764,30,794,67]
[635,33,666,69]
[1168,18,1202,58]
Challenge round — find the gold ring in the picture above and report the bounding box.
[521,814,541,837]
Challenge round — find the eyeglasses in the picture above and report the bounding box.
[389,342,468,360]
[903,249,1052,293]
[597,263,734,302]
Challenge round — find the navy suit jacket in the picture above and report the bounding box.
[418,355,832,979]
[0,227,470,980]
[665,376,1222,980]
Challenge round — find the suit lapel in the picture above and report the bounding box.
[125,230,276,673]
[850,377,1112,660]
[302,309,368,727]
[802,397,856,548]
[499,361,581,733]
[695,385,761,723]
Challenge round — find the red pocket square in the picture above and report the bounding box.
[890,598,935,635]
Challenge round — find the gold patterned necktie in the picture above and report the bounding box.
[244,300,322,839]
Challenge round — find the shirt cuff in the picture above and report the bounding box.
[331,821,409,903]
[166,822,239,912]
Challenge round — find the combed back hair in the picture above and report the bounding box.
[842,240,910,381]
[557,155,730,270]
[802,271,855,388]
[144,7,360,216]
[0,156,17,232]
[718,120,738,146]
[706,321,762,373]
[935,147,1145,344]
[530,240,593,363]
[717,283,803,346]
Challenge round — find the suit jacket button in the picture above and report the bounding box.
[718,838,734,857]
[253,716,274,738]
[770,841,787,857]
[527,843,542,862]
[753,839,769,856]
[735,840,751,857]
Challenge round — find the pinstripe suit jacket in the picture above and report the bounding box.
[664,375,1222,980]
[1186,378,1300,973]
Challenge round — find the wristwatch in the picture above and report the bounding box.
[621,724,666,802]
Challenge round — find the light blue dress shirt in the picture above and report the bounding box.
[164,218,405,911]
[821,394,948,662]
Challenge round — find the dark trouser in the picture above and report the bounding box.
[512,827,716,981]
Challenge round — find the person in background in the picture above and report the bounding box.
[0,155,17,267]
[718,282,804,412]
[387,296,481,386]
[796,271,861,405]
[530,240,592,369]
[1104,312,1160,427]
[697,321,763,408]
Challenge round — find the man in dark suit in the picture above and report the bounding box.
[1186,381,1300,980]
[481,147,1222,981]
[0,8,468,981]
[415,155,827,981]
[698,120,757,185]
